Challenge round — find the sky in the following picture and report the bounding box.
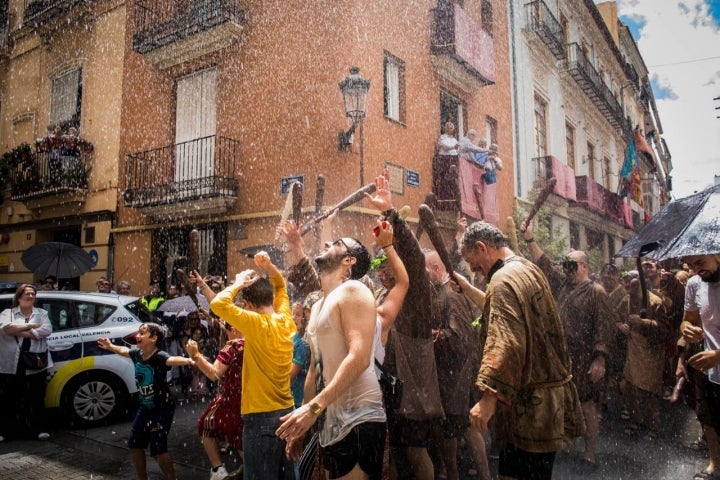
[607,0,720,199]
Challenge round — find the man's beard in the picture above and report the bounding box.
[314,251,346,274]
[699,268,720,283]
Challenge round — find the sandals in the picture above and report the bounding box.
[624,423,640,435]
[693,470,720,480]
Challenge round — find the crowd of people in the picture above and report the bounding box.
[2,168,719,480]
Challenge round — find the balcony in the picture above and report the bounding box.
[431,1,495,91]
[23,0,88,28]
[124,135,239,220]
[525,0,565,60]
[532,155,577,201]
[566,43,627,135]
[10,145,90,206]
[133,0,244,69]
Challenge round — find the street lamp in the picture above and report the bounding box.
[338,67,370,185]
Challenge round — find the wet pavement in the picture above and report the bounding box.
[0,388,713,479]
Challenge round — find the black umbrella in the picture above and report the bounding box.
[21,242,94,279]
[616,184,720,261]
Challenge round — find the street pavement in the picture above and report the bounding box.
[0,387,714,479]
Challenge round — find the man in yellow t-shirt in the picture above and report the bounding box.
[210,252,295,479]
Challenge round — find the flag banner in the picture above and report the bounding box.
[620,140,637,180]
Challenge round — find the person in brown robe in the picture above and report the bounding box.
[618,278,670,440]
[522,222,614,468]
[457,221,583,480]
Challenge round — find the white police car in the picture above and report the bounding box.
[0,290,155,427]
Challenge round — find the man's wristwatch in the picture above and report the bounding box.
[308,401,323,416]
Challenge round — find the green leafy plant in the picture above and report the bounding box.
[511,190,568,261]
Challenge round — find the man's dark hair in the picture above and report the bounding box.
[602,263,619,275]
[460,221,509,250]
[242,277,274,307]
[341,237,371,280]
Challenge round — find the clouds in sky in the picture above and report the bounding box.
[610,0,720,198]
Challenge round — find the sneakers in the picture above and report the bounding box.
[38,432,50,441]
[209,465,229,480]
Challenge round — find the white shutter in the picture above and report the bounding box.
[385,61,399,121]
[50,69,81,126]
[175,68,217,191]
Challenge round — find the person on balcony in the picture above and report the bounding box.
[435,122,460,208]
[457,129,488,166]
[437,121,459,156]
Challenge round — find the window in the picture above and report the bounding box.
[485,115,497,146]
[607,233,616,260]
[586,142,595,180]
[603,156,611,189]
[559,13,569,44]
[565,121,575,169]
[569,222,580,250]
[481,0,493,36]
[440,90,465,137]
[36,299,74,331]
[383,52,405,123]
[50,68,82,130]
[534,95,548,157]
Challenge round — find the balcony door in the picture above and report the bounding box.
[175,68,217,196]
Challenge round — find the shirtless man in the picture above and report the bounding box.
[276,236,386,479]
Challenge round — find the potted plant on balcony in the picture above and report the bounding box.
[1,142,37,199]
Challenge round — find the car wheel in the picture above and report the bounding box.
[61,372,129,428]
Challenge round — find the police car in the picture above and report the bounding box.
[0,290,154,427]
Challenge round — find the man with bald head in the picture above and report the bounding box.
[423,249,490,480]
[522,222,614,470]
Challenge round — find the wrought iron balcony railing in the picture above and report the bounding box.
[525,0,565,60]
[10,147,90,201]
[133,0,244,60]
[23,0,87,28]
[431,1,495,85]
[124,135,239,209]
[566,42,628,136]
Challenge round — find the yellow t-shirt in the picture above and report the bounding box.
[210,274,295,414]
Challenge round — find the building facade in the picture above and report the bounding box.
[1,0,513,292]
[511,0,670,263]
[0,0,126,290]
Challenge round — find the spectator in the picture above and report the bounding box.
[437,121,459,156]
[0,284,53,442]
[40,276,56,291]
[117,280,132,296]
[141,282,165,312]
[96,277,115,294]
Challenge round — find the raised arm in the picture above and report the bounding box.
[373,220,408,344]
[186,338,229,382]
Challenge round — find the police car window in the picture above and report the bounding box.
[77,301,117,327]
[126,300,155,324]
[36,300,75,331]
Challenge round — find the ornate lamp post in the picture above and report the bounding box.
[338,67,370,186]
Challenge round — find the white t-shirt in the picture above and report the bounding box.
[685,275,720,384]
